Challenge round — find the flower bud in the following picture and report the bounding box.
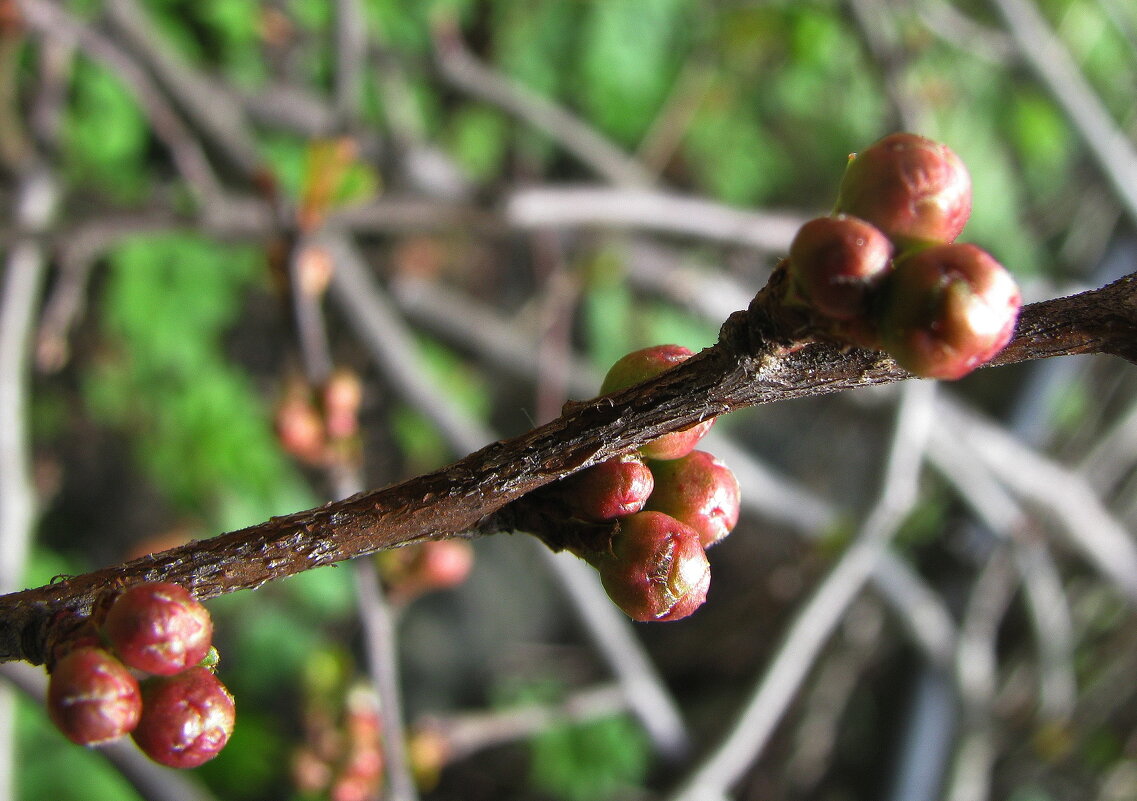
[323,369,364,440]
[47,647,142,746]
[590,511,710,622]
[646,451,741,548]
[880,243,1021,380]
[103,582,213,676]
[557,454,655,522]
[600,345,713,460]
[132,667,236,768]
[788,215,893,321]
[836,133,972,249]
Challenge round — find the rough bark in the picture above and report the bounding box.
[0,271,1134,664]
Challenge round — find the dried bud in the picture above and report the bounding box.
[600,345,713,460]
[590,511,710,622]
[836,133,972,249]
[557,454,655,521]
[646,451,741,548]
[103,582,213,676]
[132,667,236,768]
[880,243,1021,380]
[47,648,142,746]
[788,215,892,321]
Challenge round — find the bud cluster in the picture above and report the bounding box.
[46,582,235,769]
[786,132,1022,380]
[293,682,384,801]
[275,369,364,466]
[554,345,741,622]
[376,538,475,602]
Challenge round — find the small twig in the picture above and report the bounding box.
[390,273,960,668]
[431,18,655,188]
[668,381,937,801]
[939,396,1137,603]
[330,239,690,755]
[101,0,263,179]
[17,0,226,207]
[0,273,1135,662]
[283,229,420,801]
[928,429,1077,719]
[332,0,367,125]
[943,548,1019,801]
[506,186,804,252]
[0,166,57,801]
[991,0,1137,227]
[916,0,1016,64]
[417,682,628,762]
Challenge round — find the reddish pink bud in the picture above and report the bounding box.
[414,540,474,590]
[600,346,713,460]
[788,215,893,321]
[558,454,655,521]
[103,583,213,676]
[590,511,710,622]
[646,451,741,548]
[880,243,1021,380]
[323,369,364,440]
[132,667,235,768]
[47,647,142,746]
[275,391,327,464]
[836,133,972,248]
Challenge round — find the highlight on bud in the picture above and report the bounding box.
[600,345,713,460]
[836,132,972,249]
[646,451,741,548]
[556,454,655,522]
[47,647,142,746]
[589,511,710,622]
[788,214,893,321]
[132,667,236,769]
[102,582,214,676]
[880,243,1021,380]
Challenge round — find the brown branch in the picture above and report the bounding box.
[1,272,1135,664]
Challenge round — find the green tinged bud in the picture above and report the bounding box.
[880,243,1021,380]
[836,132,972,250]
[589,511,710,622]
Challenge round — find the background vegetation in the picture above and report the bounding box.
[3,1,1137,800]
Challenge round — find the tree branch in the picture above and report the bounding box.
[1,271,1134,664]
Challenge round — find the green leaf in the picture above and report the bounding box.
[63,59,148,198]
[576,0,688,145]
[529,714,651,801]
[85,234,310,523]
[17,695,143,801]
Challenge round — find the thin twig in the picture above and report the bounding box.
[928,429,1077,719]
[939,397,1137,603]
[332,0,367,124]
[16,0,227,207]
[0,166,57,801]
[284,231,420,801]
[101,0,263,178]
[668,381,937,801]
[990,0,1137,227]
[1,274,1134,659]
[943,548,1019,801]
[506,186,804,252]
[431,18,655,187]
[417,682,628,762]
[328,238,690,756]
